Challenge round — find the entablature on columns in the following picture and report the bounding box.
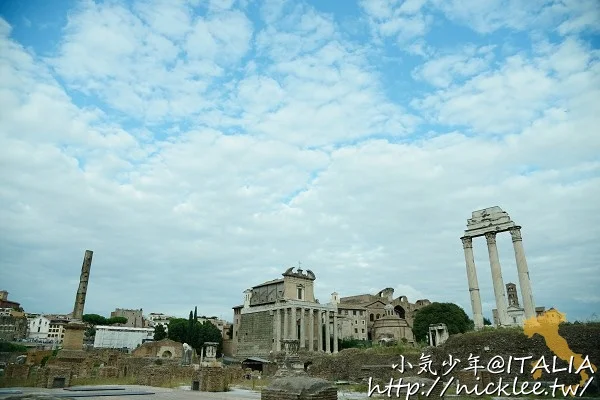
[240,300,336,315]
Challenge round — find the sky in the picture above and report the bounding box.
[0,0,599,324]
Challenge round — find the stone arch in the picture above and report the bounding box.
[160,350,173,358]
[394,306,406,319]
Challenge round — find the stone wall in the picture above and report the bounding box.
[261,387,337,400]
[429,324,600,387]
[236,310,273,357]
[305,348,423,382]
[191,367,229,392]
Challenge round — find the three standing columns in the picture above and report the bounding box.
[461,226,536,328]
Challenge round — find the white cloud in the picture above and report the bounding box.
[0,0,598,324]
[413,45,496,88]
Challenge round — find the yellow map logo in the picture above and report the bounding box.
[524,308,597,396]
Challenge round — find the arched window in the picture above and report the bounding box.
[370,313,374,321]
[376,314,380,319]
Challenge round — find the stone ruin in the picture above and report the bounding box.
[428,323,449,347]
[262,339,337,400]
[190,342,229,392]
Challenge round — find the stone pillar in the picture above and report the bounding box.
[317,311,323,352]
[325,311,331,353]
[333,311,338,353]
[510,227,536,319]
[283,307,289,340]
[275,308,282,352]
[309,308,315,352]
[291,306,297,340]
[485,232,509,326]
[73,250,93,320]
[461,236,484,330]
[300,308,306,348]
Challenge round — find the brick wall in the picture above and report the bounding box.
[236,311,273,357]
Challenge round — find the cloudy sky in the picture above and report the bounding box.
[1,0,599,324]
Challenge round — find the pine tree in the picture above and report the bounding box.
[194,306,197,321]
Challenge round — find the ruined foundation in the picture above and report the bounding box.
[262,339,337,400]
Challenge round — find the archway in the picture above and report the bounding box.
[394,306,406,319]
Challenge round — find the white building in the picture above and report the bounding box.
[93,325,154,351]
[146,313,173,332]
[28,315,51,340]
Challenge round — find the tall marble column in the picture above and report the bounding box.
[325,311,331,353]
[300,308,306,348]
[275,308,282,351]
[510,227,536,319]
[485,232,509,326]
[291,306,297,340]
[317,311,323,352]
[283,307,289,340]
[461,236,484,330]
[309,308,315,352]
[333,311,338,353]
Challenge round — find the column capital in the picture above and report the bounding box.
[461,236,473,248]
[484,231,497,245]
[509,226,522,242]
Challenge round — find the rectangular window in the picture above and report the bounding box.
[353,310,356,316]
[354,328,358,333]
[297,288,303,300]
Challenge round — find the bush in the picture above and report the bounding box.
[0,342,27,352]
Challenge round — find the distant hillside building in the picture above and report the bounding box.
[338,288,431,344]
[0,308,27,341]
[0,290,22,310]
[111,308,144,327]
[146,313,173,332]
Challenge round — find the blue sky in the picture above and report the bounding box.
[0,0,599,324]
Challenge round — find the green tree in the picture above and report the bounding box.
[167,318,188,343]
[154,324,167,340]
[412,302,472,343]
[107,316,128,325]
[82,314,107,325]
[484,317,492,326]
[194,306,198,321]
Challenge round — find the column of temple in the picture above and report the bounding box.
[291,306,297,340]
[485,232,509,326]
[325,311,331,353]
[275,308,282,351]
[332,311,338,353]
[309,308,314,352]
[461,236,484,330]
[510,227,536,319]
[317,311,323,352]
[300,308,306,348]
[283,307,289,340]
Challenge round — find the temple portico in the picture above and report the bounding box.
[461,207,536,329]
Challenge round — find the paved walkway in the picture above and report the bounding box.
[0,385,370,400]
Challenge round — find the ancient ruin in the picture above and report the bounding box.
[61,250,93,351]
[262,339,337,400]
[428,323,449,347]
[460,207,536,329]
